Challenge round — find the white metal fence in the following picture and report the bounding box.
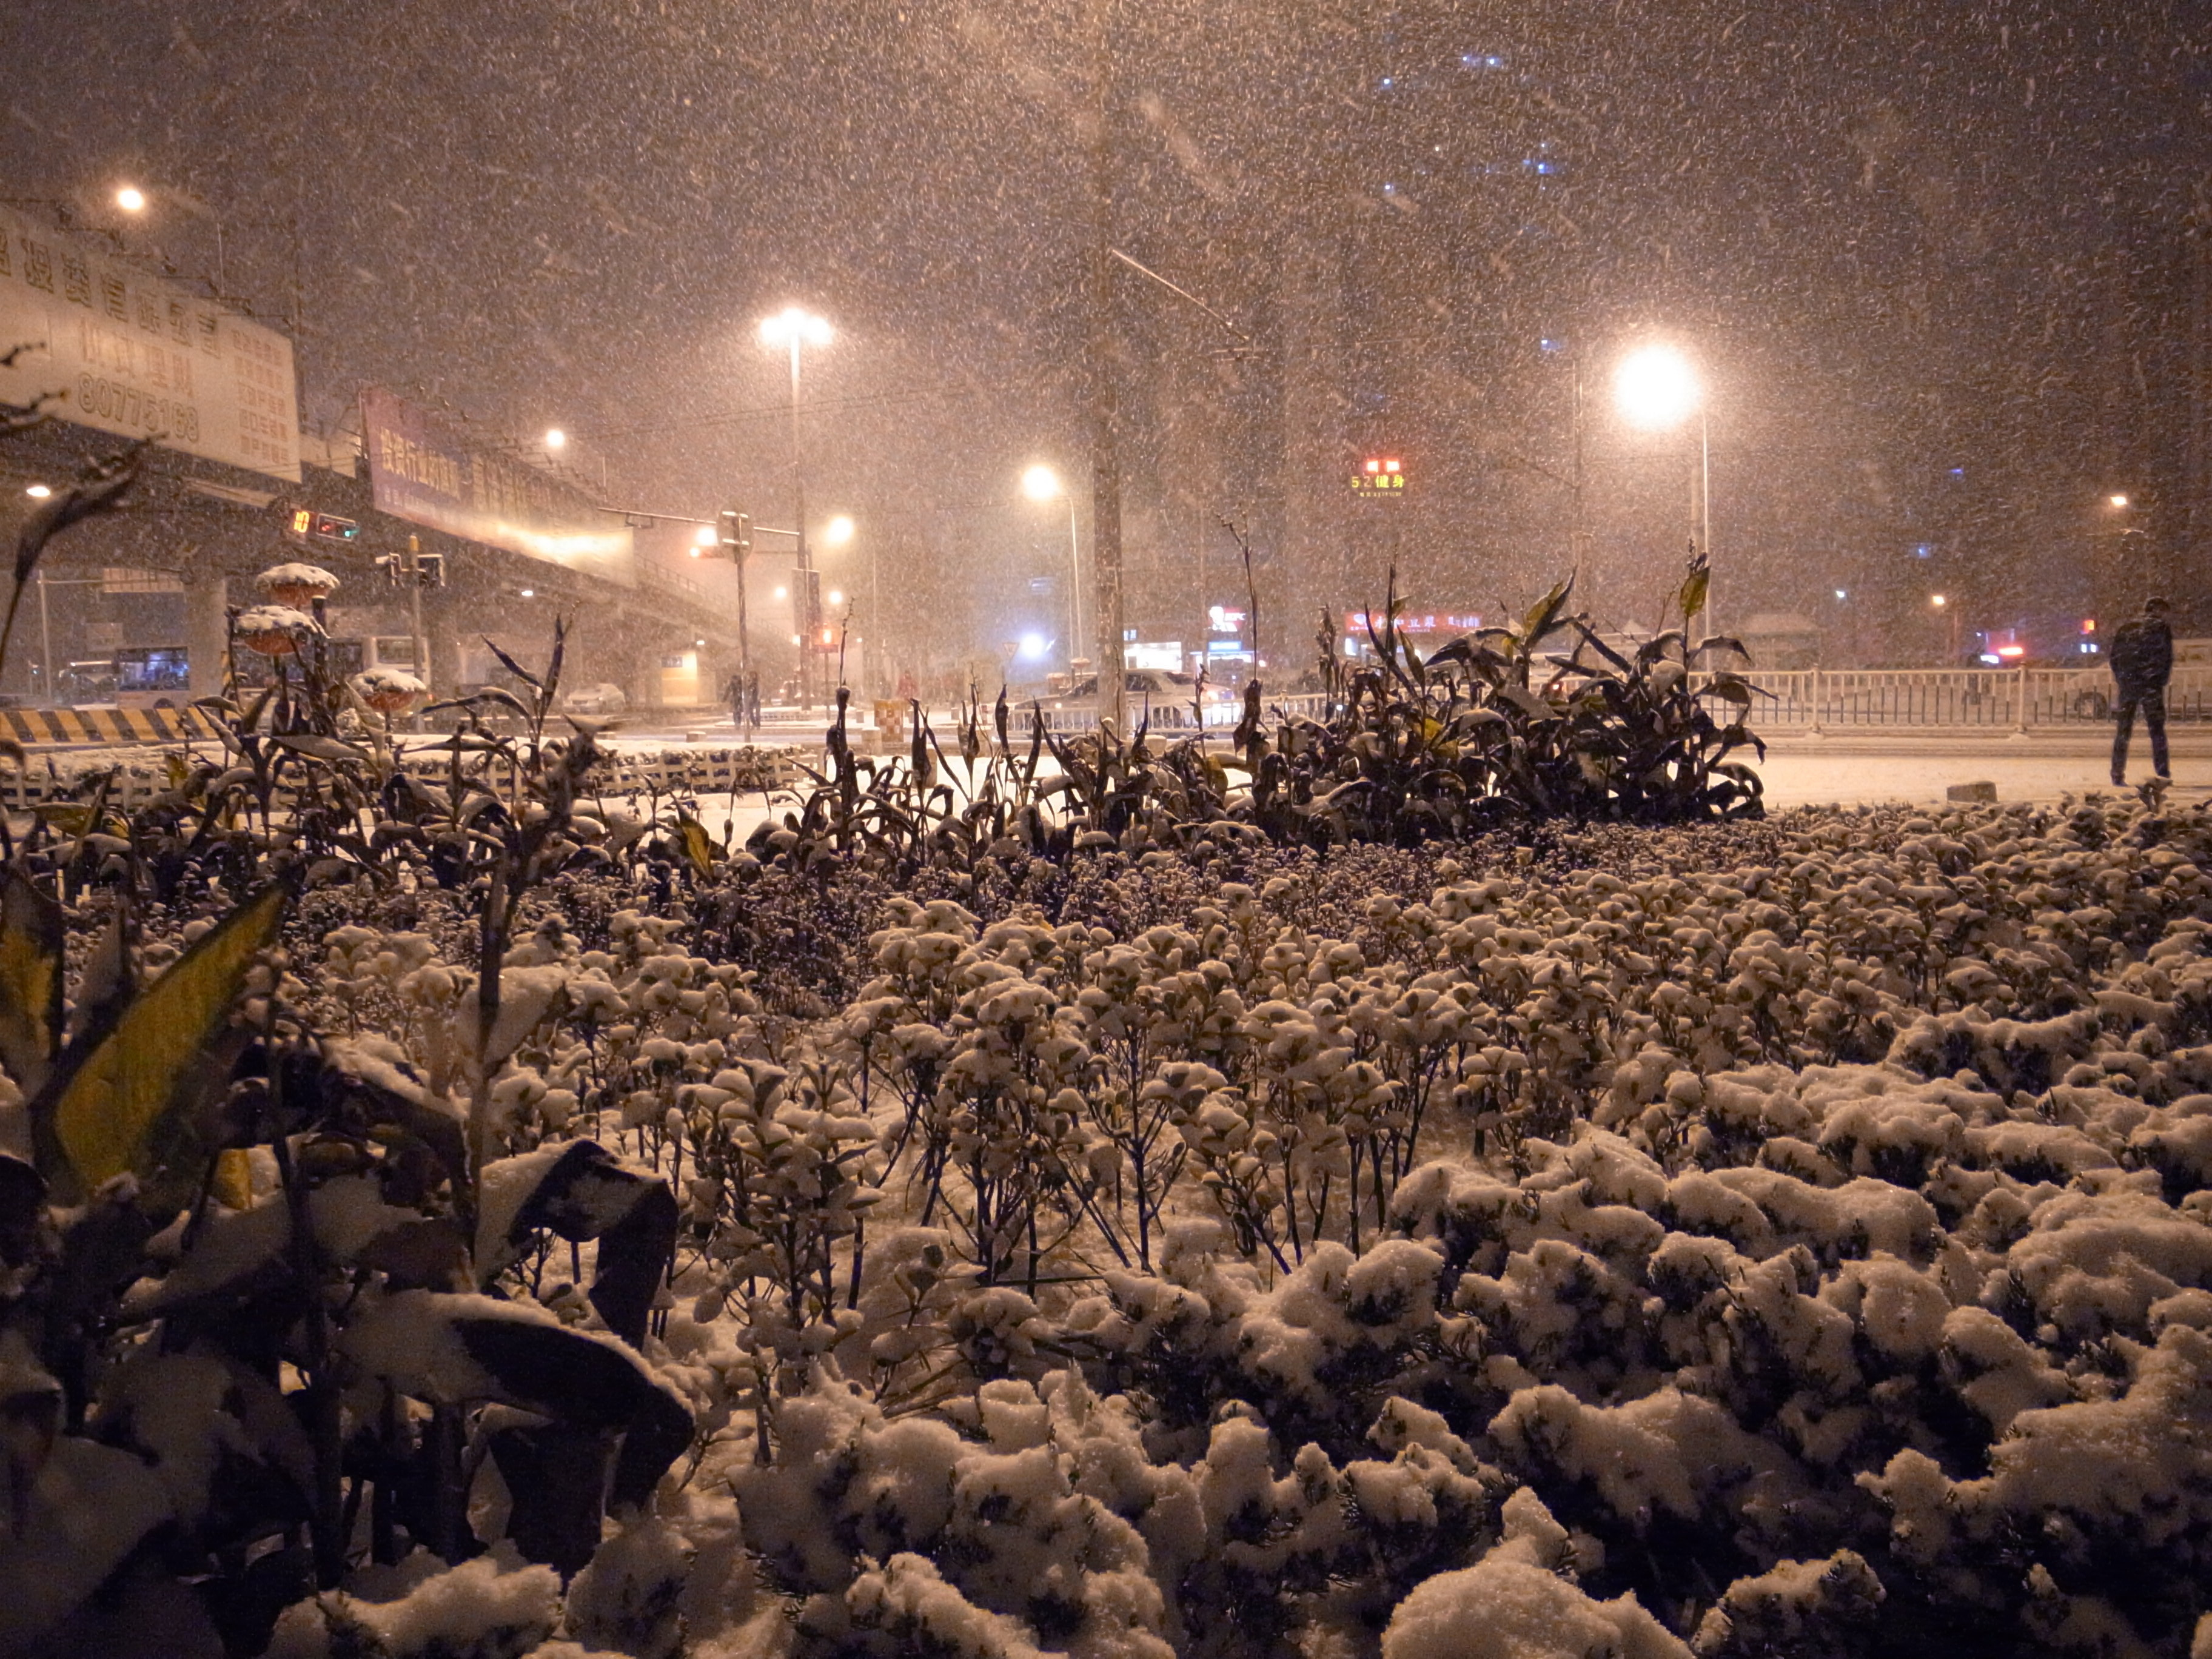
[1008,667,2207,739]
[1715,665,2212,732]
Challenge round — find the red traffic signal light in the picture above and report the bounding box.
[289,508,361,544]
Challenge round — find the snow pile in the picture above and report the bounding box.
[1382,1555,1686,1659]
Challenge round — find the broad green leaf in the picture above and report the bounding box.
[0,870,64,1093]
[1493,685,1563,722]
[1518,578,1574,646]
[273,732,369,763]
[37,885,285,1196]
[481,636,543,692]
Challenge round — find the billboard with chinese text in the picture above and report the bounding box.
[360,387,634,587]
[0,206,300,481]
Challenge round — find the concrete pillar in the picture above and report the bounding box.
[186,572,229,699]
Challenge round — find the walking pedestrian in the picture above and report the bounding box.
[2110,595,2174,786]
[723,671,745,731]
[744,668,762,730]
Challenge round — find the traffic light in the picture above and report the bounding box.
[288,508,361,544]
[718,509,751,560]
[377,535,446,588]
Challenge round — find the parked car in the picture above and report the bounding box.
[1047,669,1235,709]
[563,682,629,715]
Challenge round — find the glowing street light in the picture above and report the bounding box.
[114,185,147,213]
[823,514,854,548]
[1020,464,1084,668]
[1613,345,1700,431]
[1930,593,1947,607]
[2108,494,2130,509]
[24,484,51,499]
[827,589,844,607]
[759,307,833,351]
[543,428,566,451]
[759,307,833,706]
[1614,343,1713,634]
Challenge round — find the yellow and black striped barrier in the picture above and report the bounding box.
[1,706,220,746]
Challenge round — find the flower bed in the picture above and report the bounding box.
[7,793,2209,1657]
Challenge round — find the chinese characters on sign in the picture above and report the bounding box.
[1344,611,1483,636]
[0,206,300,481]
[360,387,635,587]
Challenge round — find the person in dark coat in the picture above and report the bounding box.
[2109,595,2174,785]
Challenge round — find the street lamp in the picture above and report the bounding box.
[1021,464,1084,672]
[106,182,302,338]
[759,307,833,708]
[543,428,566,451]
[1614,343,1713,635]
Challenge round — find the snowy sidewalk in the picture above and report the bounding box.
[1754,734,2212,808]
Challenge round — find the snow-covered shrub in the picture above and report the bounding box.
[21,771,2212,1655]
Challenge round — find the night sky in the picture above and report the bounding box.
[4,0,2206,662]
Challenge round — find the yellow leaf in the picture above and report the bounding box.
[212,1148,255,1210]
[677,816,715,877]
[45,886,285,1194]
[0,872,64,1092]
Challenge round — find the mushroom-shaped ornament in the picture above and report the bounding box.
[352,666,427,716]
[255,562,340,609]
[235,605,322,657]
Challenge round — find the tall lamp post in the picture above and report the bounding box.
[1614,344,1712,637]
[759,306,833,709]
[1020,464,1084,674]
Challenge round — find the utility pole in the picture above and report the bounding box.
[719,510,753,700]
[406,535,427,727]
[788,344,813,711]
[1570,361,1587,608]
[1087,0,1127,735]
[2188,199,2210,558]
